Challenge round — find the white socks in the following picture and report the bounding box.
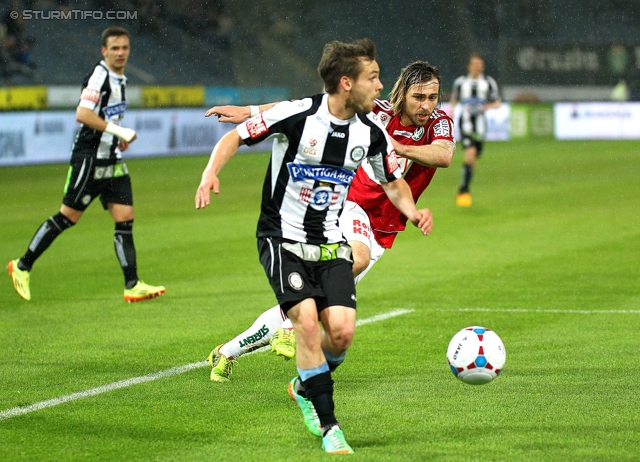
[219,305,287,358]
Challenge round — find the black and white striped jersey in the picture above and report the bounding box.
[71,60,127,164]
[451,73,500,138]
[236,93,402,245]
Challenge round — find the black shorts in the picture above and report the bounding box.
[461,134,484,156]
[258,237,356,314]
[62,157,133,211]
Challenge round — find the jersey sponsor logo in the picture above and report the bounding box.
[433,119,451,138]
[331,131,346,138]
[238,324,270,349]
[246,114,268,139]
[462,97,484,105]
[302,145,318,156]
[393,129,413,138]
[103,102,127,119]
[350,146,365,162]
[386,150,400,174]
[412,126,425,141]
[80,88,100,104]
[94,163,129,180]
[302,138,318,156]
[351,219,371,239]
[287,162,355,185]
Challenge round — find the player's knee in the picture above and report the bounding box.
[351,257,369,278]
[295,316,322,341]
[59,207,82,224]
[328,325,355,351]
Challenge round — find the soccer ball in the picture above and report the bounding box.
[446,326,506,385]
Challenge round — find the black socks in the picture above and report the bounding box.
[459,163,474,193]
[20,212,75,270]
[114,220,138,289]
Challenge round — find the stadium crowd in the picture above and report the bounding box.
[1,0,36,83]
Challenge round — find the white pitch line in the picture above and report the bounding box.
[0,308,414,422]
[443,308,640,315]
[356,308,414,325]
[0,362,207,421]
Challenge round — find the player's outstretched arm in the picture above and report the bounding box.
[380,179,432,236]
[205,103,280,123]
[391,138,455,168]
[205,105,250,123]
[195,130,243,209]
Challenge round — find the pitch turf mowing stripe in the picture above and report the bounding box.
[444,308,640,314]
[0,308,415,421]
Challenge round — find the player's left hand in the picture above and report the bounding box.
[195,171,221,209]
[118,139,129,152]
[205,105,250,123]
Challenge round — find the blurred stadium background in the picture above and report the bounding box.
[1,0,639,166]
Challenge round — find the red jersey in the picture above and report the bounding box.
[346,99,455,248]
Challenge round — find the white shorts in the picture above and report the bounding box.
[339,200,386,285]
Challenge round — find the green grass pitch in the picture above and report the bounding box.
[1,139,639,461]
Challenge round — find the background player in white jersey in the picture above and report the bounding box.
[195,40,431,454]
[450,53,501,207]
[203,59,453,392]
[7,27,165,303]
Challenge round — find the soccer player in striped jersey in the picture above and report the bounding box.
[196,41,432,454]
[7,27,165,303]
[204,60,453,371]
[450,53,501,207]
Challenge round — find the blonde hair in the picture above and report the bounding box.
[389,61,441,116]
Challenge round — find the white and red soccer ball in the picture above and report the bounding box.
[447,326,506,385]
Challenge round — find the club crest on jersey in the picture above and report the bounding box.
[287,163,354,185]
[350,146,365,162]
[412,126,425,141]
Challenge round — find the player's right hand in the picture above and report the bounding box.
[204,105,250,124]
[411,208,433,236]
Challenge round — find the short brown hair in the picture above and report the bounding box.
[389,61,441,116]
[101,27,129,47]
[317,38,377,94]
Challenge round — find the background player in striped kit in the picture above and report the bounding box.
[450,53,501,207]
[7,27,165,303]
[195,40,432,454]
